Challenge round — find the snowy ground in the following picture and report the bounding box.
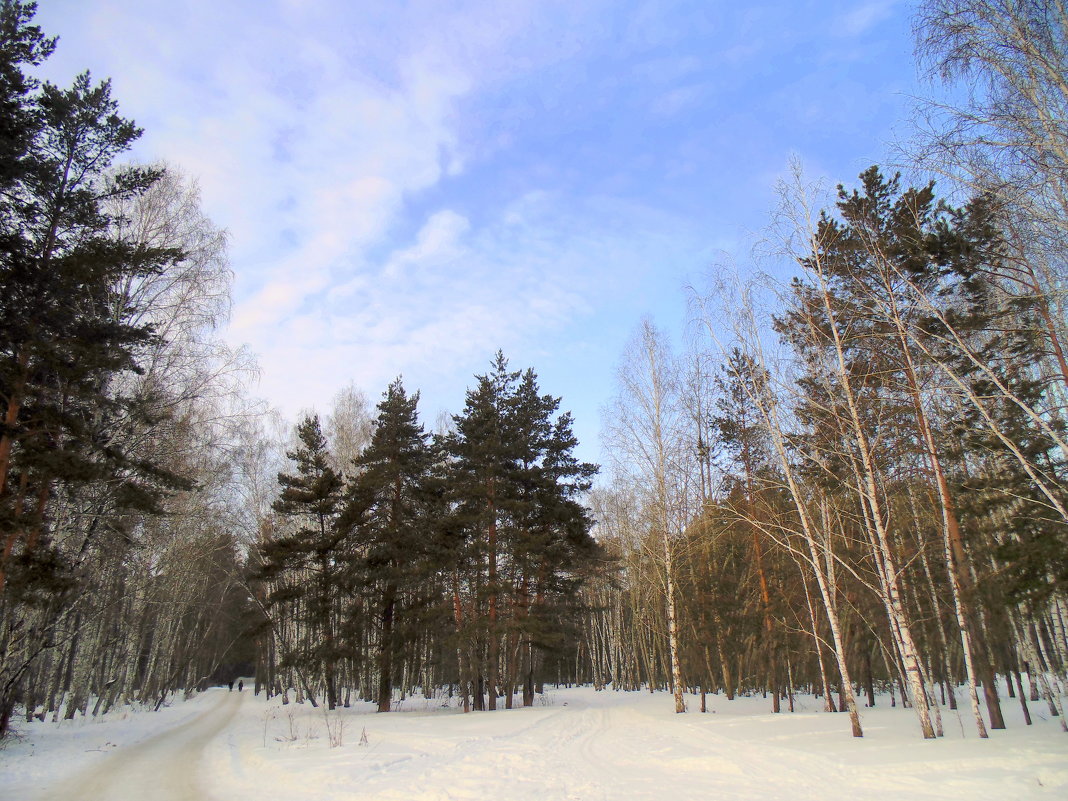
[2,684,1066,800]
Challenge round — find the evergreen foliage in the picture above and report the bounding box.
[260,414,346,709]
[441,354,600,709]
[250,357,602,713]
[345,379,435,712]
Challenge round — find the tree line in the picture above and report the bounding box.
[0,1,263,736]
[589,0,1068,739]
[251,358,600,713]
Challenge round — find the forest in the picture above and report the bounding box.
[1,0,1067,746]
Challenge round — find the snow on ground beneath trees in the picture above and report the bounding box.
[2,683,1066,800]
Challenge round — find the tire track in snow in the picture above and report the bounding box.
[37,689,243,801]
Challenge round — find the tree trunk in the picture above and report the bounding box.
[377,581,397,712]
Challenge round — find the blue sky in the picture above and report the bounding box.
[37,0,921,464]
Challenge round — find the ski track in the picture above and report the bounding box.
[34,689,243,801]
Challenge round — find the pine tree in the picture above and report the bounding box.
[444,353,599,710]
[346,378,434,712]
[259,414,346,709]
[773,167,1020,736]
[711,348,782,712]
[0,2,53,192]
[442,353,520,711]
[506,368,599,706]
[0,70,183,594]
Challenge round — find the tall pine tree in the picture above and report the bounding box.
[259,414,346,709]
[444,354,599,710]
[345,378,435,713]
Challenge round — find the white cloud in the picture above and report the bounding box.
[383,210,470,280]
[244,188,694,421]
[835,1,896,38]
[33,0,752,439]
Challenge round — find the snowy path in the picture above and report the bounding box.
[36,689,243,801]
[5,686,1066,800]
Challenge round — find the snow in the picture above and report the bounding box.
[3,685,1066,800]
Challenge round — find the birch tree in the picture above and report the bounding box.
[604,320,694,713]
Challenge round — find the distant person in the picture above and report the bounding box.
[228,680,234,692]
[238,680,244,692]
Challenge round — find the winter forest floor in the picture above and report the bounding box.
[2,684,1066,801]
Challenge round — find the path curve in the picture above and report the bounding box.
[38,689,243,801]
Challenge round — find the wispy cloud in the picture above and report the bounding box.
[36,0,922,461]
[834,1,897,38]
[249,188,687,419]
